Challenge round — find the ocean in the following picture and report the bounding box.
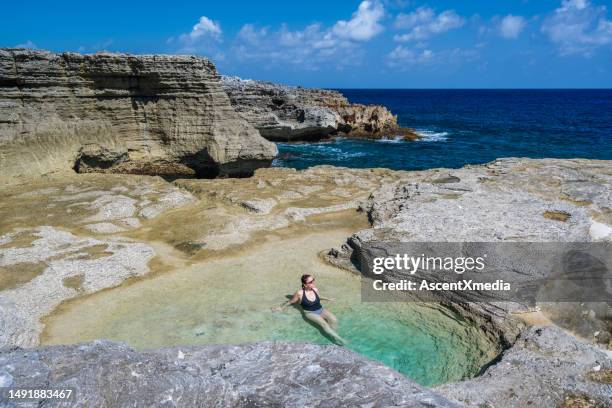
[273,89,612,171]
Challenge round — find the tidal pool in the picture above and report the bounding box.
[43,230,499,386]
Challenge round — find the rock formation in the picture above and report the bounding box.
[325,157,612,407]
[0,49,277,182]
[0,158,611,406]
[0,341,461,407]
[221,76,418,141]
[437,326,612,408]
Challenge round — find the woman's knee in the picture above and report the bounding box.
[305,313,326,326]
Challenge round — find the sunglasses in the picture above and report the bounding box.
[305,279,315,284]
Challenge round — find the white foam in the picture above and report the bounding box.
[416,130,449,142]
[377,135,404,143]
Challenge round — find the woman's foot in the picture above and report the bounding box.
[333,335,348,346]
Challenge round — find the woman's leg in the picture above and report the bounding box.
[303,312,346,345]
[321,309,338,331]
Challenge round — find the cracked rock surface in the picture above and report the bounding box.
[0,341,462,408]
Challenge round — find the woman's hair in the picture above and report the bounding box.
[301,274,313,288]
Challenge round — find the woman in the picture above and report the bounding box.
[272,274,347,345]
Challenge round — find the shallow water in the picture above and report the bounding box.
[43,231,498,386]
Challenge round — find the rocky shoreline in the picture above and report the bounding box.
[1,49,611,407]
[325,157,612,407]
[221,76,418,142]
[0,49,416,184]
[1,159,610,407]
[0,341,462,407]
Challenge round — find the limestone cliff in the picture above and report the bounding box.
[0,49,277,181]
[221,76,418,141]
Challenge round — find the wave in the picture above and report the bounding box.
[340,152,367,158]
[416,130,449,142]
[377,135,405,143]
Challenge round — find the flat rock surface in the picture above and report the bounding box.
[0,174,197,348]
[0,167,394,349]
[0,341,462,408]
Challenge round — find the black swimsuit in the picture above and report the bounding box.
[301,288,322,312]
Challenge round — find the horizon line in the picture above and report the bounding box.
[327,87,612,90]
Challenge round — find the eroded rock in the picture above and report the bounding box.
[324,158,612,407]
[221,76,418,141]
[436,326,612,408]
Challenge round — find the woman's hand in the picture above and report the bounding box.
[273,292,299,312]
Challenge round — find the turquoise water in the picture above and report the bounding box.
[44,275,497,386]
[43,233,498,386]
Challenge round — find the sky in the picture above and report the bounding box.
[2,0,612,88]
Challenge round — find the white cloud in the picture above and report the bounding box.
[169,15,224,58]
[542,0,612,55]
[499,15,526,38]
[237,24,269,46]
[233,23,357,68]
[332,0,385,41]
[386,45,478,70]
[232,1,384,68]
[181,16,222,42]
[15,40,37,49]
[393,7,464,42]
[387,45,434,66]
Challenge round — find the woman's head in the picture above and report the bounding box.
[301,274,315,288]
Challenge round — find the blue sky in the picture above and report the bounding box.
[2,0,612,88]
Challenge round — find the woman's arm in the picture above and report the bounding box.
[313,287,334,302]
[272,291,300,311]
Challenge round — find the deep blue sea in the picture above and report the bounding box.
[273,89,612,171]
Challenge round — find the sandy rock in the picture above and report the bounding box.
[118,217,142,229]
[139,190,196,219]
[85,194,138,222]
[240,198,278,214]
[0,227,154,348]
[84,222,127,234]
